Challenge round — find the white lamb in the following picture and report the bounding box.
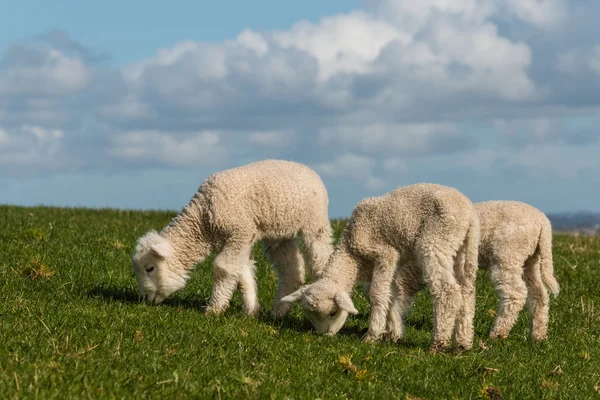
[131,159,333,317]
[477,200,559,340]
[281,183,480,352]
[378,200,560,343]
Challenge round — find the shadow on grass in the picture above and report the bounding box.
[86,284,210,310]
[87,285,140,303]
[259,309,372,340]
[404,315,434,332]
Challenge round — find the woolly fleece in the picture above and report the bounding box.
[131,159,333,317]
[381,199,560,343]
[476,200,559,340]
[281,183,480,352]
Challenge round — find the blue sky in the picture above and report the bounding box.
[1,0,599,218]
[0,1,358,66]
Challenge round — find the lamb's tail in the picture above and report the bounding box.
[464,213,481,279]
[538,221,559,297]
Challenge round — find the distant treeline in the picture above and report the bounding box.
[547,211,600,231]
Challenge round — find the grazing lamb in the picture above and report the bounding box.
[131,159,333,317]
[477,200,559,340]
[377,200,560,343]
[281,183,480,352]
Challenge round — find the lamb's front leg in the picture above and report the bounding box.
[386,266,424,342]
[206,238,256,316]
[364,250,399,343]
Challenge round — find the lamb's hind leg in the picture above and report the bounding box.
[301,227,333,281]
[418,242,462,352]
[265,238,305,318]
[524,254,550,340]
[453,224,479,351]
[206,237,256,316]
[385,264,424,342]
[489,262,527,339]
[238,260,260,317]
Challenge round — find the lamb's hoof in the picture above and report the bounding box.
[383,331,401,343]
[489,330,508,340]
[530,333,548,341]
[204,306,225,316]
[429,341,450,354]
[452,343,472,354]
[271,304,291,319]
[244,305,261,318]
[362,333,382,343]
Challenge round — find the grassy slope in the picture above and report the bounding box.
[0,205,599,399]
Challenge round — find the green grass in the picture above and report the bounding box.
[1,205,599,399]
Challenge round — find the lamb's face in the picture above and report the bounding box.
[303,289,350,335]
[131,231,187,304]
[281,283,359,335]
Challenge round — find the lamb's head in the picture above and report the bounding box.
[131,230,188,304]
[280,282,358,335]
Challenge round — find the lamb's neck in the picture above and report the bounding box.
[161,195,212,270]
[321,246,360,293]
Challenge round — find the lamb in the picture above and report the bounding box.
[131,159,333,318]
[281,183,480,352]
[378,200,560,343]
[476,200,559,340]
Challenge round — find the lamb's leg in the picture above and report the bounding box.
[265,238,305,317]
[418,244,462,352]
[364,250,398,343]
[524,254,550,340]
[452,227,479,351]
[302,229,333,281]
[238,260,260,317]
[488,262,527,339]
[206,239,255,316]
[386,265,424,342]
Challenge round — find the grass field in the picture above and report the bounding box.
[1,205,599,399]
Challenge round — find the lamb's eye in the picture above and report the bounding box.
[146,266,155,273]
[329,310,337,318]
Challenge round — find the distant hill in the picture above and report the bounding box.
[547,211,600,234]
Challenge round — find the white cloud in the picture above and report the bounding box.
[383,158,408,173]
[493,117,553,144]
[315,153,384,190]
[319,122,470,155]
[0,47,88,96]
[365,176,386,191]
[273,11,408,82]
[0,125,64,169]
[246,131,293,148]
[236,30,269,56]
[109,130,227,167]
[499,144,599,179]
[589,46,600,73]
[0,0,599,199]
[503,0,567,29]
[0,128,10,147]
[123,41,229,83]
[557,46,600,75]
[490,117,596,148]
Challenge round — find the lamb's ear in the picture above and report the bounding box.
[334,291,359,315]
[280,287,306,304]
[150,241,172,259]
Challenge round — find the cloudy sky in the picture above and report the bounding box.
[1,0,599,218]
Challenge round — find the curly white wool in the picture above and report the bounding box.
[131,159,333,317]
[282,183,480,352]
